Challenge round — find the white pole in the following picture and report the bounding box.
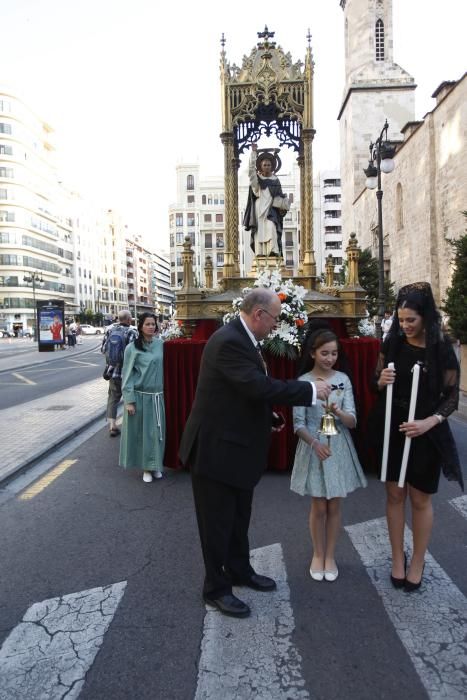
[380,361,395,482]
[398,363,421,488]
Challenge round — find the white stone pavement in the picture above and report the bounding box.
[0,339,107,484]
[0,376,108,483]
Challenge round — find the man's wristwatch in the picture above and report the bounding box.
[434,414,444,424]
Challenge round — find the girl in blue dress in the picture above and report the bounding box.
[291,329,367,581]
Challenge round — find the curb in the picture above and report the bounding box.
[0,407,108,486]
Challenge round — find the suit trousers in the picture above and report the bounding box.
[191,472,255,599]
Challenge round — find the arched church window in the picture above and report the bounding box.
[202,195,206,205]
[187,174,194,190]
[396,182,404,230]
[375,19,385,61]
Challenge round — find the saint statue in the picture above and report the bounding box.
[243,143,289,257]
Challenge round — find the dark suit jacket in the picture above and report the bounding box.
[179,317,313,489]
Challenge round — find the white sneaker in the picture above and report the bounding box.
[153,470,163,479]
[142,471,153,483]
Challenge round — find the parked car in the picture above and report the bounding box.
[80,324,104,335]
[0,329,14,338]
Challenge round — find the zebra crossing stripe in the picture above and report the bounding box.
[0,581,127,700]
[195,543,310,700]
[450,495,467,520]
[345,517,467,700]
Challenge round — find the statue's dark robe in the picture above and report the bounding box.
[243,176,286,256]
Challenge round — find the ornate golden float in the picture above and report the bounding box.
[176,27,366,336]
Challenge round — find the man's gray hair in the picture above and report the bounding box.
[118,310,132,323]
[240,288,277,314]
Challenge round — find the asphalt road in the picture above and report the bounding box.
[0,341,103,409]
[0,419,466,699]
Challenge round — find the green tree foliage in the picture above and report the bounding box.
[77,309,104,326]
[443,214,467,343]
[339,248,395,317]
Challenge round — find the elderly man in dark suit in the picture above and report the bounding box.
[179,288,331,618]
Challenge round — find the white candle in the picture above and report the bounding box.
[398,363,421,488]
[381,362,395,482]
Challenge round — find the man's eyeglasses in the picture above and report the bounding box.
[259,308,281,324]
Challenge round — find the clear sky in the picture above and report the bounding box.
[2,0,466,251]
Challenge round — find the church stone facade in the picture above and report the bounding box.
[353,74,467,306]
[338,0,415,244]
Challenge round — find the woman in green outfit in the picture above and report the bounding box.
[119,312,166,483]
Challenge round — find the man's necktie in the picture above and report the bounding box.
[256,343,268,374]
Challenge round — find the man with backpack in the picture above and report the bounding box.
[101,310,138,437]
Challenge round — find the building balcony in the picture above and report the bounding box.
[323,201,341,211]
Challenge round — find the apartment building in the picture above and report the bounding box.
[319,171,343,272]
[126,234,173,320]
[168,164,225,287]
[151,249,173,318]
[0,90,75,335]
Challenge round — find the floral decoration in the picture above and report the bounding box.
[161,318,184,340]
[223,269,308,359]
[358,316,376,337]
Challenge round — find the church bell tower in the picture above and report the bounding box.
[338,0,416,243]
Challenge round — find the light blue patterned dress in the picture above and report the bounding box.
[290,370,367,498]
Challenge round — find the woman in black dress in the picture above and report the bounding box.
[374,283,463,591]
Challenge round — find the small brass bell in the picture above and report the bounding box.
[318,402,339,447]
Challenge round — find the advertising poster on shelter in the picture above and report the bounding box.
[38,301,65,344]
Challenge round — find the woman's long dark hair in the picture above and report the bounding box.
[384,282,451,399]
[134,312,158,352]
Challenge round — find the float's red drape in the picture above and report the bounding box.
[163,335,380,472]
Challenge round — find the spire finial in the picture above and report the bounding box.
[257,25,275,41]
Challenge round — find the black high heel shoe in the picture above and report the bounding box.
[390,552,407,589]
[404,563,425,592]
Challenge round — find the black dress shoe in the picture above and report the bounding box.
[404,564,425,592]
[233,573,277,591]
[203,593,250,618]
[390,552,407,589]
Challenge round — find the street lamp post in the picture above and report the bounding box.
[23,271,44,340]
[363,119,396,339]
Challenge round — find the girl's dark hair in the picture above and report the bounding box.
[297,320,353,379]
[134,312,158,352]
[384,282,448,399]
[297,328,338,376]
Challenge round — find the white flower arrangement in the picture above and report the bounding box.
[358,316,376,337]
[161,318,184,340]
[223,269,308,359]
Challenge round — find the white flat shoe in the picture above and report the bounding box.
[142,471,153,483]
[309,567,324,581]
[324,568,339,582]
[153,470,163,479]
